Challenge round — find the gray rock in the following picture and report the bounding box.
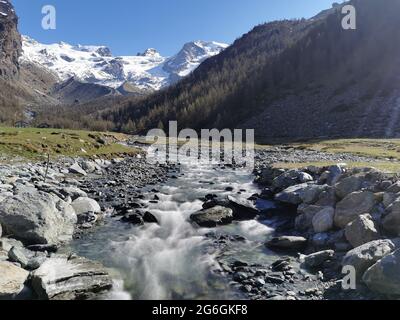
[383,199,400,236]
[295,204,325,232]
[335,175,363,199]
[0,261,29,299]
[342,239,395,278]
[8,247,29,268]
[345,214,379,248]
[31,254,112,300]
[0,238,24,253]
[60,187,88,201]
[303,250,334,268]
[227,196,259,220]
[272,170,311,191]
[299,184,328,205]
[71,197,101,215]
[80,161,97,173]
[315,186,337,207]
[329,164,346,184]
[190,206,233,228]
[266,236,307,250]
[363,249,400,295]
[387,182,400,194]
[0,191,77,245]
[69,163,87,176]
[334,191,376,228]
[275,183,309,205]
[312,207,335,233]
[383,192,398,208]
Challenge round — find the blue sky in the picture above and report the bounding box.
[13,0,337,56]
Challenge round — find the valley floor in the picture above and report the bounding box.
[1,127,400,300]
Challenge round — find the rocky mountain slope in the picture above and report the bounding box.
[101,0,400,140]
[21,36,228,91]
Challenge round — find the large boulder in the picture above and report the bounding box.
[275,183,309,205]
[382,199,400,236]
[345,214,379,248]
[312,207,335,233]
[257,167,285,186]
[0,261,29,299]
[295,205,325,232]
[342,239,395,278]
[303,250,335,268]
[299,184,328,205]
[227,196,259,220]
[363,249,400,296]
[266,236,307,250]
[335,175,363,199]
[190,206,233,228]
[0,191,77,245]
[272,170,312,191]
[334,191,376,228]
[71,197,101,215]
[31,254,112,300]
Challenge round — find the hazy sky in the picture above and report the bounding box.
[13,0,337,56]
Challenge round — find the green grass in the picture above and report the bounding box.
[257,138,400,173]
[0,127,139,162]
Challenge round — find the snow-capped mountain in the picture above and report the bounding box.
[21,36,228,91]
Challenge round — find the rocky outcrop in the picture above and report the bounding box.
[0,0,21,79]
[31,254,112,300]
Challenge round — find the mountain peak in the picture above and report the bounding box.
[137,48,161,57]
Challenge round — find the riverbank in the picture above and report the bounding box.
[0,153,173,299]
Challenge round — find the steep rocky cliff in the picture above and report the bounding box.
[0,0,21,79]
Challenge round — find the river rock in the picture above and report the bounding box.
[299,184,328,205]
[8,247,29,268]
[190,206,234,228]
[0,191,77,245]
[383,192,398,208]
[69,163,87,176]
[387,182,400,193]
[227,196,259,220]
[0,261,29,299]
[345,214,379,248]
[275,183,309,205]
[60,187,88,201]
[303,250,334,268]
[272,170,312,191]
[342,239,395,278]
[312,207,335,233]
[295,205,325,232]
[71,197,101,215]
[266,236,307,250]
[363,249,400,295]
[334,191,376,228]
[80,160,97,173]
[335,175,363,199]
[31,254,112,300]
[382,199,400,236]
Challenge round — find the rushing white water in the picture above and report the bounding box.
[71,156,277,300]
